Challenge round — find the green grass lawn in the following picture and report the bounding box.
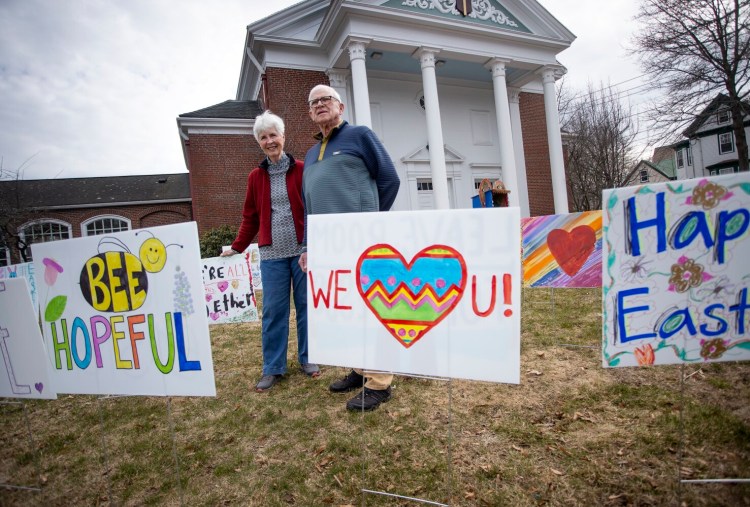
[1,288,749,506]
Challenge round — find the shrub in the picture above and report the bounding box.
[199,224,239,258]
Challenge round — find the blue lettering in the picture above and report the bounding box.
[175,312,201,372]
[616,287,656,343]
[669,211,714,251]
[71,317,92,369]
[728,287,750,335]
[700,304,729,337]
[657,307,697,339]
[716,209,749,264]
[625,192,667,256]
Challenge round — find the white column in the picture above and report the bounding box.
[326,69,351,123]
[541,66,569,214]
[508,87,530,216]
[346,40,372,128]
[417,47,450,210]
[487,58,519,208]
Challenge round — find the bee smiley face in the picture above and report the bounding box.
[139,238,167,273]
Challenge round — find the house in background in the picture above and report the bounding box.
[0,173,191,266]
[625,146,676,186]
[674,93,750,179]
[178,0,578,236]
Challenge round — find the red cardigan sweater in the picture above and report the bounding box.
[231,154,305,253]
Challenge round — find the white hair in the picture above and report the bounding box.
[253,110,285,141]
[308,84,342,103]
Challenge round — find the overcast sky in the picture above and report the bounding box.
[0,0,646,180]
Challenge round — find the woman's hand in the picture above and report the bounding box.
[298,252,307,273]
[220,248,239,257]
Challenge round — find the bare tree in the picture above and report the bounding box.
[0,157,37,262]
[561,83,641,211]
[632,0,750,171]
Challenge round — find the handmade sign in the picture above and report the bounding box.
[31,222,216,396]
[603,173,750,367]
[0,278,57,399]
[202,254,258,324]
[521,211,602,288]
[223,244,262,290]
[0,262,39,311]
[307,208,521,383]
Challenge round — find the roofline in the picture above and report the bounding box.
[29,197,192,211]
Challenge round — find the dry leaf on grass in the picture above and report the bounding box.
[551,468,565,476]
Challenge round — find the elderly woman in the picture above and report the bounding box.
[221,110,319,391]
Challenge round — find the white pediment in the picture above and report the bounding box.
[401,143,465,163]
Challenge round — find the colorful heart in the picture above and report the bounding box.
[217,281,229,292]
[356,244,467,348]
[205,294,213,302]
[547,226,596,276]
[34,382,43,394]
[210,312,220,320]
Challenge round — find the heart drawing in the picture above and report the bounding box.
[35,382,44,394]
[547,225,596,276]
[356,244,467,348]
[217,281,229,292]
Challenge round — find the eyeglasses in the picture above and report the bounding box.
[308,95,337,108]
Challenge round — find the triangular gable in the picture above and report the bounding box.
[383,0,530,33]
[401,144,465,163]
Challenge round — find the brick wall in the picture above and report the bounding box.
[185,68,329,238]
[519,92,557,216]
[264,67,329,158]
[185,134,261,236]
[6,203,192,264]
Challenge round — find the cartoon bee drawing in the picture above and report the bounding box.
[79,231,181,312]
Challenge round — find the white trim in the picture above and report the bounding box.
[81,215,132,237]
[18,219,73,260]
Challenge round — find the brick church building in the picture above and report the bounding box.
[178,0,575,237]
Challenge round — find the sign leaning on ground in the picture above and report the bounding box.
[307,208,521,383]
[0,262,39,311]
[0,277,57,400]
[202,254,258,324]
[602,172,750,367]
[31,222,216,396]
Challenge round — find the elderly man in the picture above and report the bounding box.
[299,84,400,411]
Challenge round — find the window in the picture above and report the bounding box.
[710,166,739,176]
[640,169,649,183]
[717,109,730,124]
[686,146,692,166]
[82,215,131,236]
[417,179,433,191]
[0,246,9,267]
[719,132,734,154]
[676,150,684,168]
[19,220,72,261]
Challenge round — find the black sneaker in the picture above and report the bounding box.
[346,387,392,411]
[329,370,364,393]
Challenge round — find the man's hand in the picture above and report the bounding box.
[298,252,308,272]
[220,248,238,257]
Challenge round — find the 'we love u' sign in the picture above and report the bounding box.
[307,208,521,384]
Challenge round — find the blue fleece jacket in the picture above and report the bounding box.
[302,121,400,217]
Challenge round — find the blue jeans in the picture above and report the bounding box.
[259,256,308,375]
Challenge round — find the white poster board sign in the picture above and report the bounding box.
[223,243,262,290]
[0,278,57,399]
[202,254,258,324]
[31,223,216,396]
[307,208,521,383]
[603,173,750,367]
[0,262,38,311]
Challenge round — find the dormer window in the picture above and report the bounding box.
[717,109,730,124]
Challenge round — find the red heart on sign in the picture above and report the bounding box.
[547,226,596,276]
